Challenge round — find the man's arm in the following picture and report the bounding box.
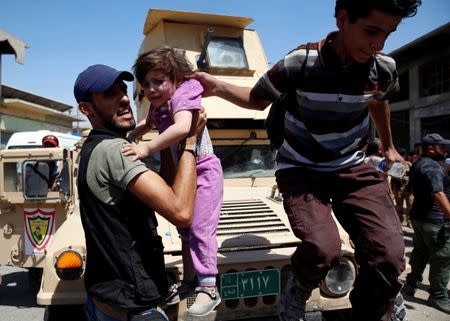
[433,191,450,219]
[190,72,271,111]
[368,99,404,167]
[127,147,197,227]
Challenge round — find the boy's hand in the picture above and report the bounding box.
[122,143,149,161]
[188,72,219,97]
[383,146,406,171]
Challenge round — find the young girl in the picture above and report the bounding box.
[122,48,223,316]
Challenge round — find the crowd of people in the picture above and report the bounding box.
[69,0,450,320]
[363,134,450,315]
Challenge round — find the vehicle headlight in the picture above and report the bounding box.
[320,257,356,297]
[54,250,84,280]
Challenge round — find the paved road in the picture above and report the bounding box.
[0,225,448,321]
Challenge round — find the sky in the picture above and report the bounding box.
[1,0,449,124]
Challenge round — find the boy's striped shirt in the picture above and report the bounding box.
[254,32,399,171]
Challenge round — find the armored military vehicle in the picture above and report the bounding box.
[135,9,357,321]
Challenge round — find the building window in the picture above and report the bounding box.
[390,71,409,103]
[419,55,450,97]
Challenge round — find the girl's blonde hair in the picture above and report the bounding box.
[133,47,194,85]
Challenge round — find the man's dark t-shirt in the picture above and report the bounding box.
[409,155,450,223]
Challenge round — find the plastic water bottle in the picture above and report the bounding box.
[376,158,407,178]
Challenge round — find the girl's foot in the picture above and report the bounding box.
[187,286,222,316]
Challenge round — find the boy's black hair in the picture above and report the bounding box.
[335,0,422,22]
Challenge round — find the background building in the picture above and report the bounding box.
[0,85,79,148]
[390,22,450,151]
[0,29,79,148]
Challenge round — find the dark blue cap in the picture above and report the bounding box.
[421,133,450,146]
[74,64,134,103]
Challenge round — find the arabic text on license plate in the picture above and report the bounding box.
[220,269,280,299]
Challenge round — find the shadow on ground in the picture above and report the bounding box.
[0,270,38,308]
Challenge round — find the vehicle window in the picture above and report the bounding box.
[20,159,71,200]
[23,161,50,199]
[3,162,20,192]
[215,145,277,178]
[206,37,249,69]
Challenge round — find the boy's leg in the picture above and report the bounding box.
[332,163,405,321]
[276,168,341,320]
[188,156,223,316]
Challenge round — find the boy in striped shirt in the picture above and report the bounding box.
[193,1,421,320]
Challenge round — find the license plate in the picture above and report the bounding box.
[220,269,280,299]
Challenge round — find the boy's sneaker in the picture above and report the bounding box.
[164,280,197,305]
[390,293,408,321]
[278,275,311,321]
[187,286,222,316]
[427,296,450,314]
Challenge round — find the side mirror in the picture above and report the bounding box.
[59,160,70,196]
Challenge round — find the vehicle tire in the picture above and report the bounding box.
[27,267,43,294]
[45,305,87,321]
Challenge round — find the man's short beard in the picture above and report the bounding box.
[105,118,136,135]
[91,101,136,135]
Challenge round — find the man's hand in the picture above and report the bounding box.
[122,143,150,161]
[186,109,207,144]
[188,72,219,97]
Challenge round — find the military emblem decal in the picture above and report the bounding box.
[24,208,55,255]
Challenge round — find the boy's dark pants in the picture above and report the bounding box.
[276,163,405,321]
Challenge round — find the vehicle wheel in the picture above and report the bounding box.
[45,305,87,321]
[27,267,43,294]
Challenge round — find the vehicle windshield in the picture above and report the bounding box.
[142,145,277,179]
[215,145,277,178]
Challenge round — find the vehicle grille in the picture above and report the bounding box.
[218,199,290,237]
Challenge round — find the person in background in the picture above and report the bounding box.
[403,133,450,315]
[391,147,413,227]
[17,134,62,191]
[364,137,396,201]
[41,134,62,191]
[190,1,422,320]
[74,64,205,321]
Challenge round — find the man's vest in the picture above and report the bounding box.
[77,129,167,310]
